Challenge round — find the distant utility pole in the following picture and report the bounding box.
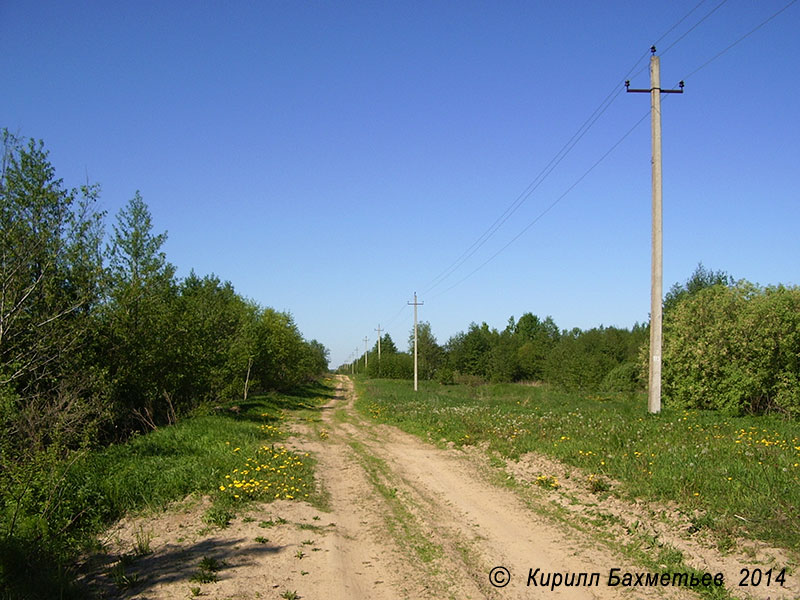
[363,336,369,370]
[375,324,383,370]
[626,46,683,415]
[408,292,424,392]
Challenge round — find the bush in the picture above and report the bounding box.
[436,367,455,385]
[369,353,413,379]
[453,372,485,387]
[543,327,633,392]
[660,282,800,416]
[600,361,642,393]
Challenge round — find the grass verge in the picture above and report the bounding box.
[0,379,334,600]
[355,378,800,554]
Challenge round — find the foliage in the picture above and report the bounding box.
[0,130,108,462]
[445,322,496,380]
[103,192,179,429]
[408,321,444,380]
[357,312,644,393]
[663,263,733,314]
[0,132,330,599]
[544,325,645,392]
[661,281,800,416]
[365,352,413,379]
[512,314,560,381]
[600,361,641,393]
[0,383,331,599]
[380,333,398,354]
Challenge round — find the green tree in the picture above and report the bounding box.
[0,132,108,598]
[446,322,497,380]
[664,263,732,313]
[512,313,559,381]
[366,333,399,377]
[408,321,443,380]
[301,339,330,379]
[103,192,178,429]
[173,272,251,403]
[373,333,397,354]
[250,308,310,390]
[0,131,107,456]
[661,282,800,416]
[544,326,634,391]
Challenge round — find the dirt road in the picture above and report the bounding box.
[283,376,688,600]
[88,376,797,599]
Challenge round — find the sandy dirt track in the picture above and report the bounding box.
[83,376,798,600]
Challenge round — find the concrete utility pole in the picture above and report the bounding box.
[375,324,383,367]
[408,293,424,392]
[363,336,369,370]
[626,46,683,414]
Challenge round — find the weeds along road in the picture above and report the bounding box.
[291,375,694,600]
[90,375,796,599]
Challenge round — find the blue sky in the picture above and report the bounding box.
[3,1,798,368]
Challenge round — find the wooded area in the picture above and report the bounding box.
[0,131,328,592]
[345,265,800,418]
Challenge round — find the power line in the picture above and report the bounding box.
[625,0,716,84]
[653,0,711,48]
[420,0,724,297]
[342,3,797,372]
[408,292,423,391]
[679,0,798,82]
[425,0,796,300]
[422,85,627,295]
[660,0,732,56]
[350,1,798,367]
[626,50,685,415]
[430,109,652,300]
[421,75,639,296]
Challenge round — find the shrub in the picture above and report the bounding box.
[436,366,455,385]
[600,361,642,393]
[660,281,800,416]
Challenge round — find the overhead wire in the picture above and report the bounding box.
[421,0,721,297]
[420,55,648,296]
[425,0,794,300]
[347,0,797,364]
[660,0,732,56]
[678,0,798,83]
[430,108,652,300]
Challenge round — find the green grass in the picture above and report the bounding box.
[356,378,800,553]
[190,556,225,583]
[0,380,335,600]
[347,439,444,565]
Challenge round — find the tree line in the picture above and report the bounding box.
[341,315,647,393]
[342,264,800,417]
[1,130,329,480]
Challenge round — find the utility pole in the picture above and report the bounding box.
[408,293,424,391]
[626,46,683,414]
[363,336,369,370]
[375,324,383,374]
